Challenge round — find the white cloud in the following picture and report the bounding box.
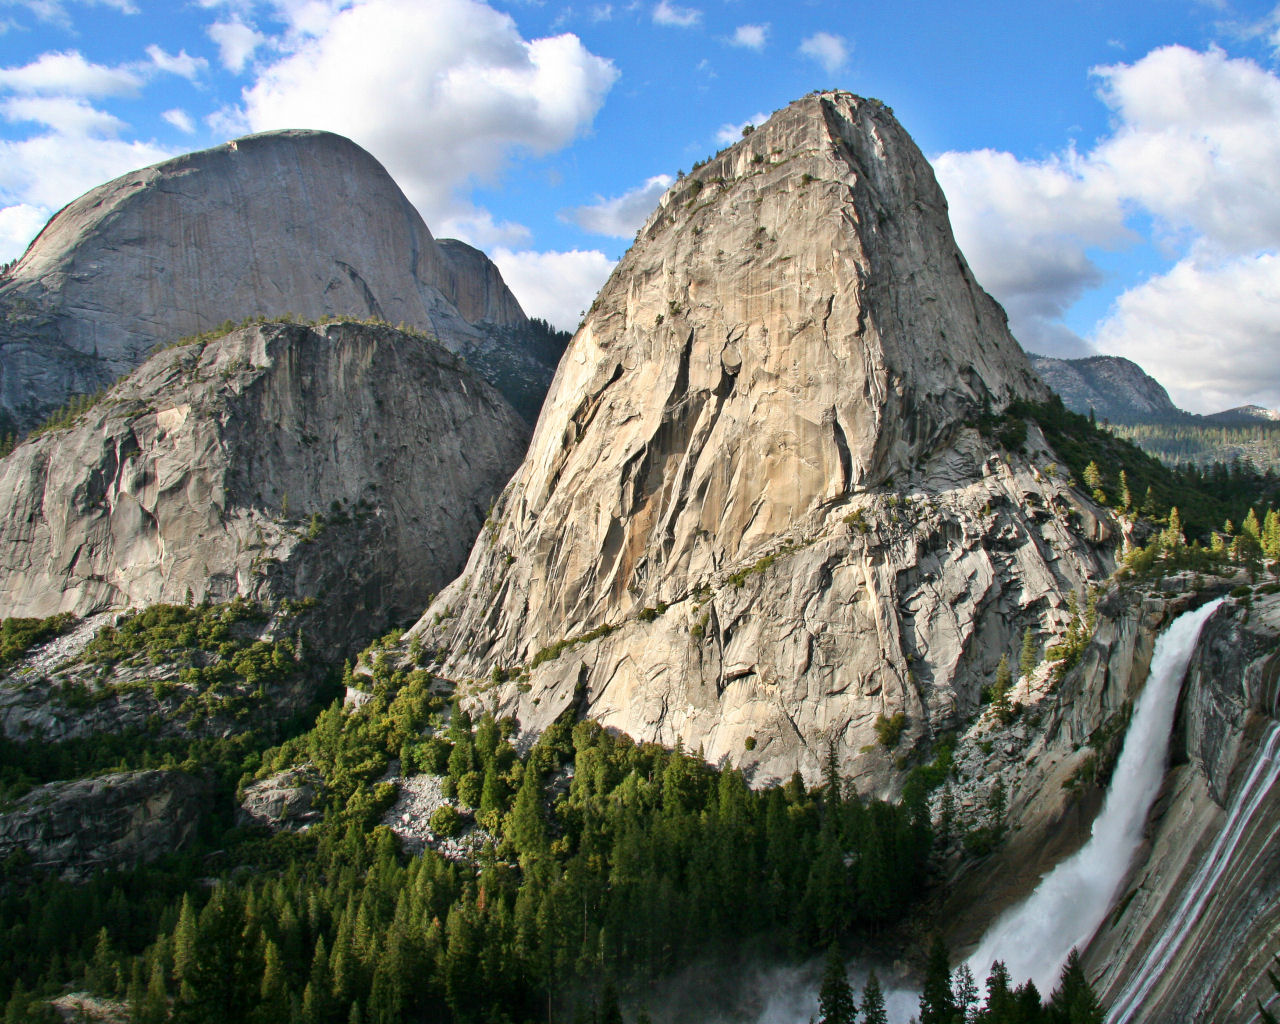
[933,147,1130,356]
[207,19,267,73]
[934,45,1280,409]
[798,31,848,74]
[7,0,138,27]
[653,0,700,27]
[1089,44,1280,253]
[0,50,142,97]
[561,173,672,237]
[590,4,613,21]
[145,45,208,81]
[437,208,532,250]
[2,95,125,134]
[0,203,49,263]
[714,111,767,144]
[729,23,767,50]
[1094,253,1280,413]
[237,0,617,235]
[491,247,615,332]
[162,107,196,133]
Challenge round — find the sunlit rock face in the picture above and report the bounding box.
[0,320,528,654]
[407,91,1115,789]
[0,129,555,431]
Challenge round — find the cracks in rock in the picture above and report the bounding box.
[830,407,853,496]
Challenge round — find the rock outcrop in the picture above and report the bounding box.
[0,319,527,652]
[1029,353,1185,425]
[238,767,324,831]
[0,129,559,430]
[0,769,207,880]
[406,92,1115,788]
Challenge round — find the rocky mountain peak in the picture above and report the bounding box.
[406,92,1100,786]
[0,129,555,431]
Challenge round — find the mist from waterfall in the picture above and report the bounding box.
[964,598,1224,996]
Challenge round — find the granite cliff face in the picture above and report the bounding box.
[0,319,527,652]
[1029,354,1183,425]
[0,769,207,881]
[0,130,559,430]
[408,92,1115,787]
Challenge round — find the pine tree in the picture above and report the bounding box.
[952,964,978,1023]
[817,944,857,1024]
[938,783,955,844]
[599,979,624,1024]
[1118,470,1132,512]
[981,960,1015,1021]
[1047,949,1103,1024]
[1163,507,1184,552]
[1244,508,1262,541]
[1082,461,1105,503]
[860,970,888,1024]
[173,893,199,1002]
[1019,628,1037,684]
[991,654,1013,725]
[142,956,169,1024]
[919,937,958,1024]
[822,741,843,805]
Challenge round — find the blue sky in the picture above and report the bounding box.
[2,0,1280,412]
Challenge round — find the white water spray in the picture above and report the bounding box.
[965,598,1224,996]
[1106,717,1280,1022]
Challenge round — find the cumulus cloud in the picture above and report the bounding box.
[936,44,1280,408]
[729,23,767,50]
[7,0,138,27]
[933,147,1130,356]
[799,32,848,74]
[1093,253,1280,413]
[2,95,127,135]
[162,107,195,133]
[237,0,617,236]
[715,111,767,144]
[561,173,672,237]
[0,203,49,262]
[653,0,700,27]
[207,19,267,72]
[490,247,616,332]
[1089,44,1280,253]
[0,50,142,96]
[145,45,208,81]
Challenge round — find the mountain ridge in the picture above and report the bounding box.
[0,129,562,430]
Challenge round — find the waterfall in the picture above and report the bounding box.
[964,598,1224,997]
[1106,717,1280,1022]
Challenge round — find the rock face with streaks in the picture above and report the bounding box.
[0,769,207,880]
[406,92,1117,788]
[0,319,527,653]
[1083,591,1280,1023]
[0,129,560,431]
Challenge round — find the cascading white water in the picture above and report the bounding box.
[1106,718,1280,1022]
[964,598,1224,997]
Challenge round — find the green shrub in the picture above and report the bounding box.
[428,804,462,837]
[874,711,906,748]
